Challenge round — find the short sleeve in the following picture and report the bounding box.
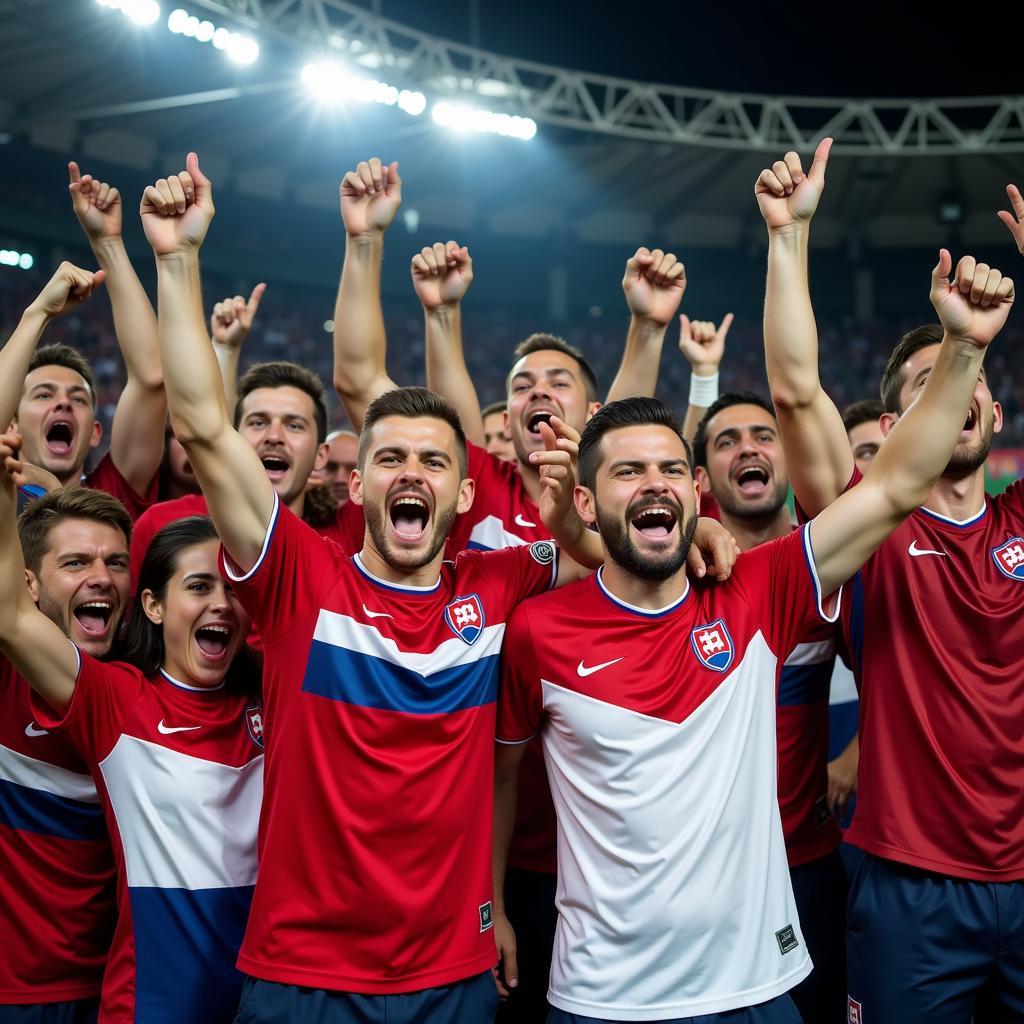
[496,605,544,744]
[999,478,1024,515]
[30,650,144,764]
[84,453,158,523]
[220,494,339,645]
[313,500,364,555]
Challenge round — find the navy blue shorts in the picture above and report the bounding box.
[0,1000,98,1024]
[846,853,1024,1023]
[547,993,802,1023]
[787,849,847,1023]
[233,971,500,1024]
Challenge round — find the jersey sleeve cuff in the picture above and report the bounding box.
[802,523,842,623]
[221,493,281,583]
[28,638,82,731]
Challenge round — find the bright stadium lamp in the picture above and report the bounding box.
[432,101,536,141]
[96,0,161,26]
[301,61,425,116]
[166,7,259,64]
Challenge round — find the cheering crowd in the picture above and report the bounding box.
[0,140,1021,1024]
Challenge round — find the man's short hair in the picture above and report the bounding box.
[509,334,599,403]
[358,387,468,477]
[234,361,328,443]
[481,400,507,419]
[842,398,885,434]
[879,325,944,414]
[18,487,132,573]
[25,345,97,409]
[692,391,777,470]
[578,397,690,492]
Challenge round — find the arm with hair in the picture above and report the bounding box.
[141,154,275,574]
[414,241,485,446]
[0,433,79,713]
[332,159,403,432]
[606,247,687,403]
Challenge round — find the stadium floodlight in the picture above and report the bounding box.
[167,8,259,64]
[95,0,161,26]
[431,101,537,141]
[301,61,425,117]
[0,250,34,270]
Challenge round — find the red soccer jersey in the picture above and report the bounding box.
[837,477,1024,879]
[220,497,557,994]
[84,453,158,523]
[0,656,116,1004]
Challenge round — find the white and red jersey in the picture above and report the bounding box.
[0,656,115,1004]
[31,653,264,1023]
[837,477,1024,879]
[221,496,557,994]
[498,527,840,1020]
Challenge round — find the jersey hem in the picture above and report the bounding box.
[0,983,102,1004]
[236,949,497,995]
[546,957,812,1020]
[847,834,1024,882]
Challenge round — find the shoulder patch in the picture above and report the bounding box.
[245,705,265,749]
[529,540,555,566]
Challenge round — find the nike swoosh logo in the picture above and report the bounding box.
[514,514,537,528]
[24,722,48,738]
[577,657,624,677]
[362,604,394,619]
[908,541,946,558]
[157,720,201,735]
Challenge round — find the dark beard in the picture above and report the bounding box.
[364,497,458,572]
[943,411,995,478]
[713,476,789,522]
[596,504,697,582]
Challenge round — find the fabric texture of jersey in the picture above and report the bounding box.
[498,527,839,1020]
[221,497,556,994]
[0,657,115,1004]
[827,475,1024,880]
[83,453,157,524]
[30,654,264,1023]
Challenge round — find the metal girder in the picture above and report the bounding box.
[183,0,1024,154]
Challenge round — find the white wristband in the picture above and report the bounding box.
[688,372,719,408]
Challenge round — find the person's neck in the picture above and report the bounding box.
[599,559,689,611]
[285,489,306,519]
[516,458,542,503]
[52,463,84,488]
[921,468,988,522]
[357,535,443,590]
[160,663,223,691]
[717,506,792,553]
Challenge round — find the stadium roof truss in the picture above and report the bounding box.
[188,0,1024,155]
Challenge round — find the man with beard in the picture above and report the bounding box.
[492,246,1013,1018]
[1,485,130,1022]
[692,391,847,1021]
[758,140,1024,1022]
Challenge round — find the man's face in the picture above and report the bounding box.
[696,404,789,521]
[578,424,698,582]
[848,420,885,475]
[164,433,199,494]
[237,386,327,507]
[350,415,474,572]
[323,432,359,505]
[27,518,130,658]
[506,350,599,466]
[483,410,515,462]
[16,365,101,482]
[890,343,1002,477]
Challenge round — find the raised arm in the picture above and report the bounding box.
[679,312,732,445]
[413,240,485,446]
[210,282,266,415]
[605,247,687,403]
[140,154,274,574]
[810,252,1014,596]
[0,433,79,713]
[69,163,165,496]
[332,158,402,431]
[757,138,854,517]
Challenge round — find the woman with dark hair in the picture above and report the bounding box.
[0,438,264,1024]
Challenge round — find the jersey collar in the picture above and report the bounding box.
[352,553,441,594]
[596,566,691,618]
[918,502,988,528]
[159,668,225,692]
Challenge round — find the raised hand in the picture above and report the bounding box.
[26,262,106,319]
[411,242,474,311]
[211,283,267,349]
[0,431,26,490]
[997,184,1024,255]
[339,158,402,238]
[622,247,687,327]
[68,162,122,243]
[930,249,1015,347]
[532,416,582,537]
[678,312,733,377]
[139,152,214,257]
[755,138,832,231]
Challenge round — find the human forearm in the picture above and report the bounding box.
[424,304,484,445]
[213,341,241,415]
[605,316,667,403]
[492,772,519,914]
[0,306,50,427]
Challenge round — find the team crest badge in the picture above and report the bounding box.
[992,537,1024,581]
[690,619,734,673]
[847,996,863,1024]
[445,594,485,645]
[245,706,265,748]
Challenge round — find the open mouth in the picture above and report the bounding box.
[45,421,75,456]
[962,408,977,433]
[195,624,232,659]
[389,495,430,542]
[259,454,289,481]
[526,411,554,436]
[73,600,114,637]
[735,464,770,495]
[630,504,678,541]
